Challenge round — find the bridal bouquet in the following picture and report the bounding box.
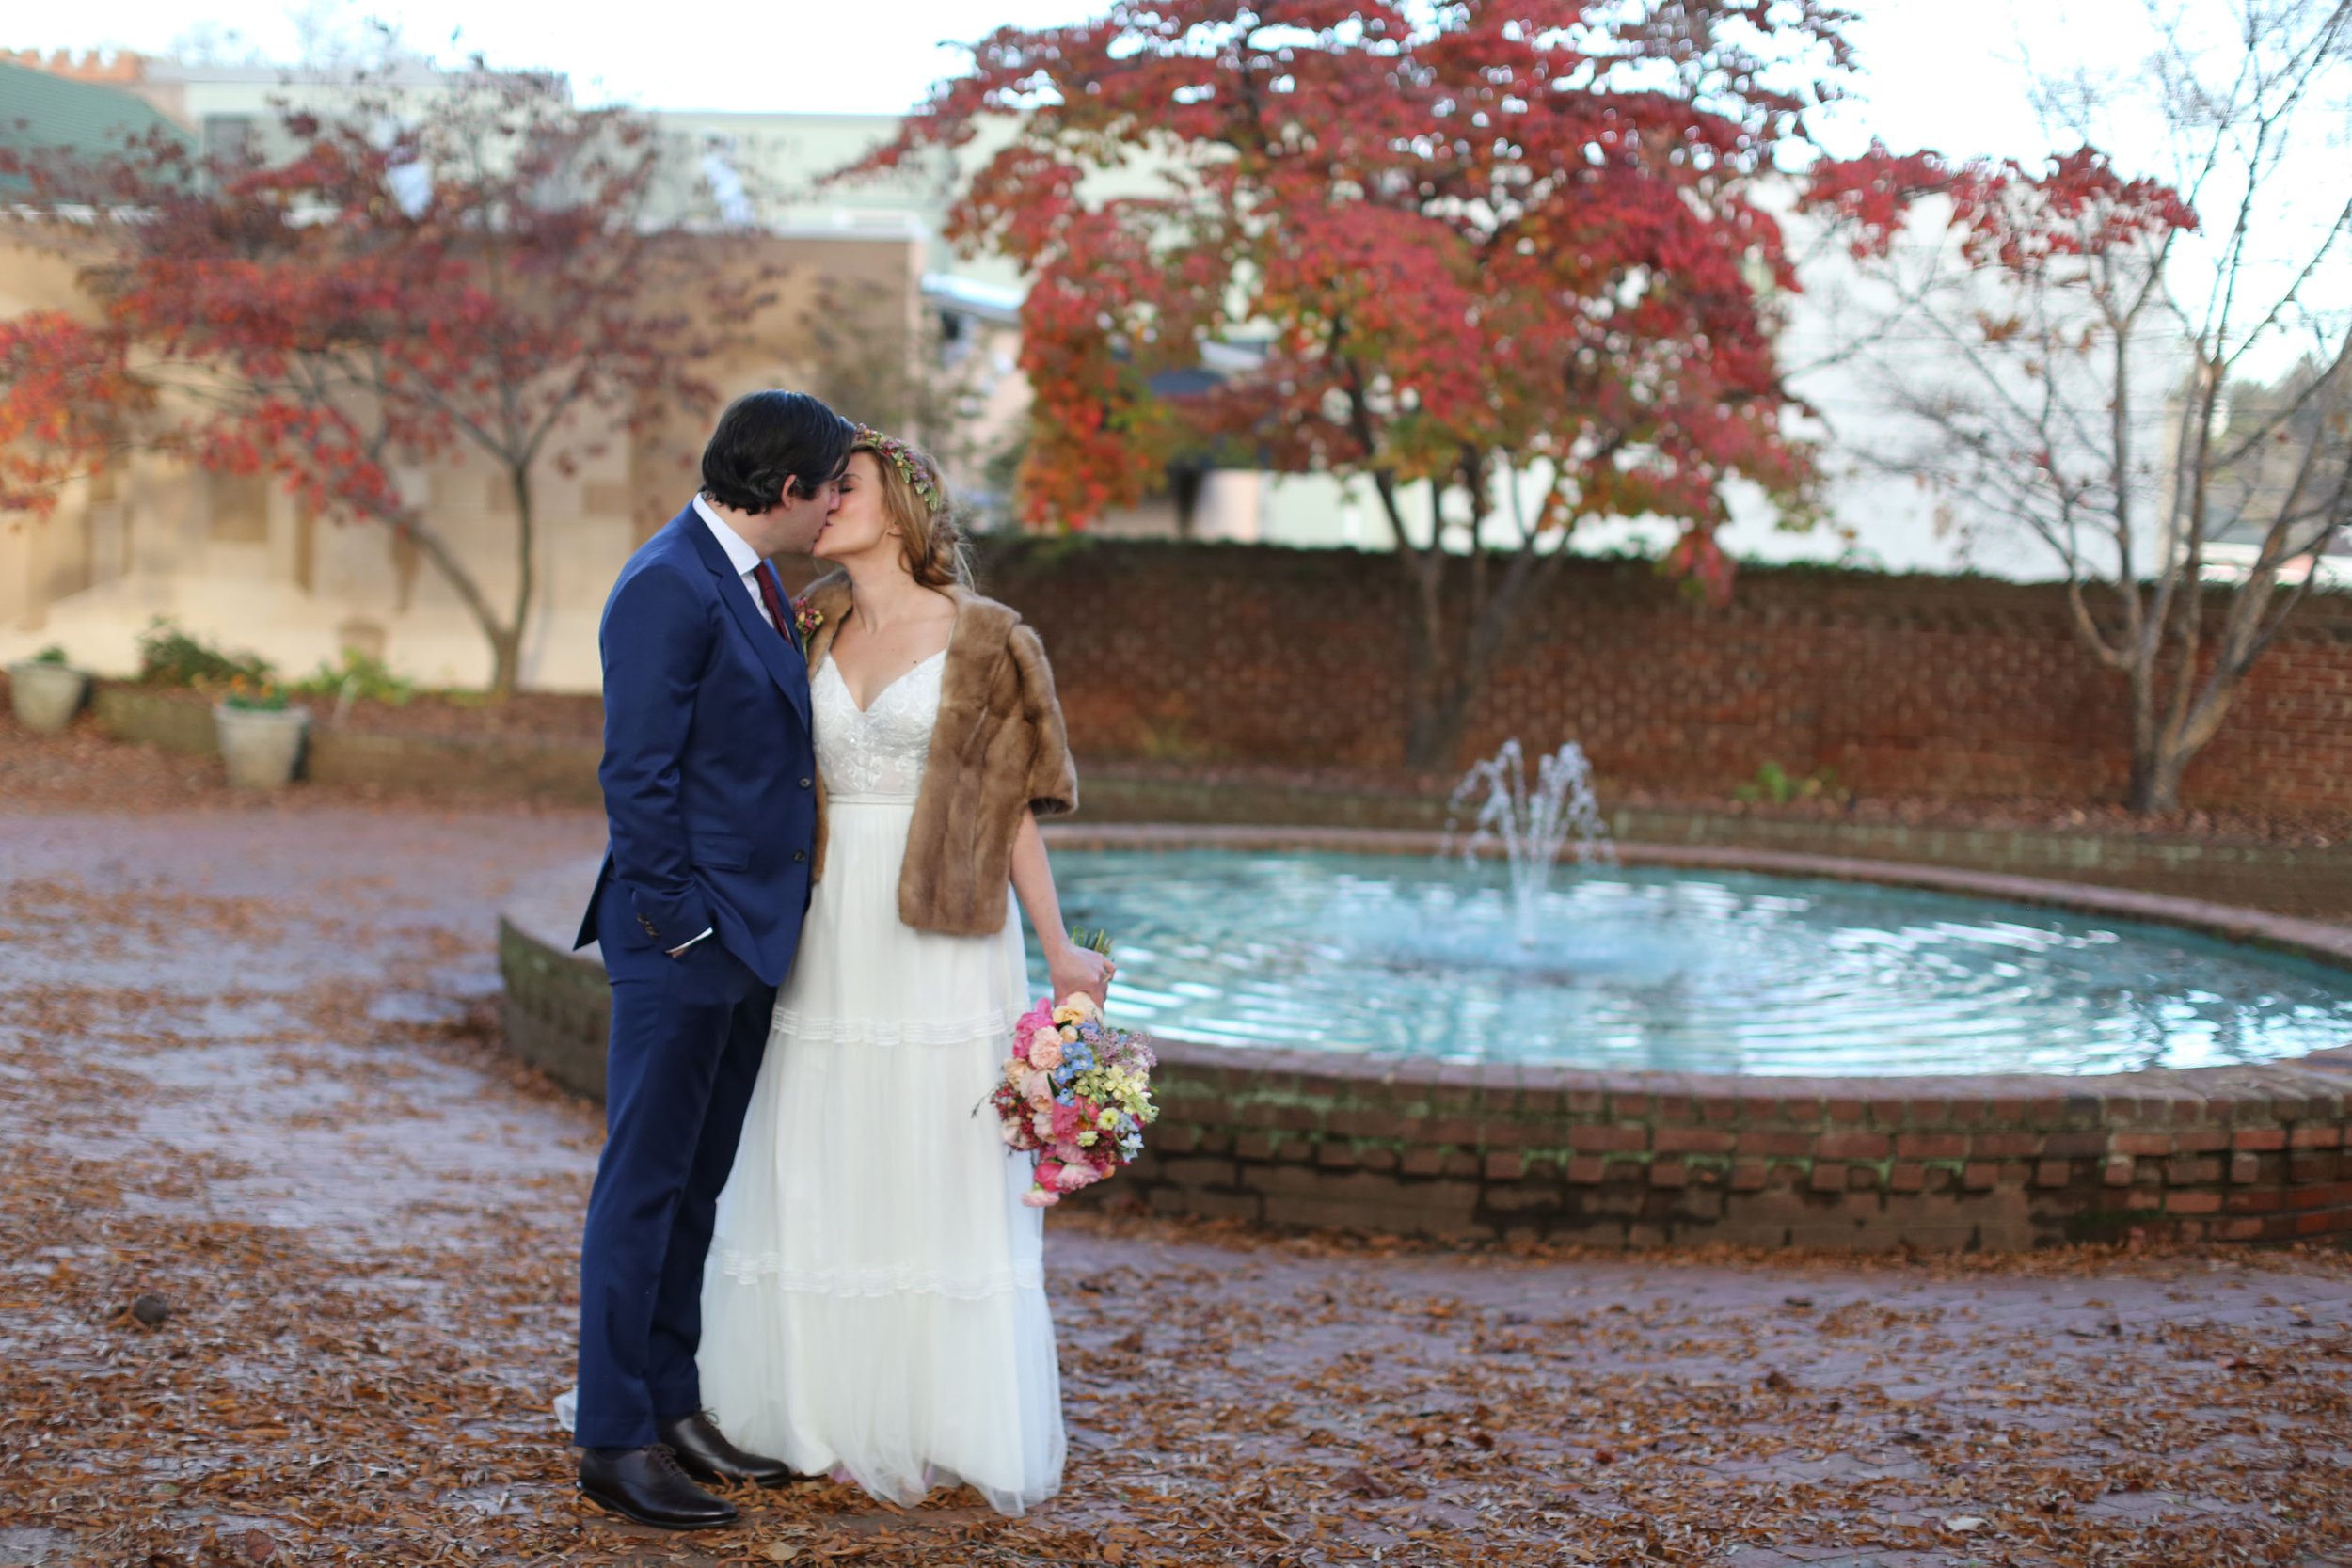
[991,936,1158,1208]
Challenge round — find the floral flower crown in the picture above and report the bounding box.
[853,425,946,516]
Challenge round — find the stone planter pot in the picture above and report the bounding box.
[8,661,91,733]
[213,704,310,789]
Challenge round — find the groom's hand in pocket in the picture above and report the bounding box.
[667,933,754,1006]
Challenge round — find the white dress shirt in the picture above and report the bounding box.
[667,495,778,956]
[693,493,778,630]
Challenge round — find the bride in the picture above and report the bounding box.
[694,427,1110,1516]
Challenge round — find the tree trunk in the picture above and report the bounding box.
[487,628,523,704]
[2127,740,2190,815]
[1395,530,1465,770]
[497,464,536,703]
[1396,546,1552,772]
[385,510,520,703]
[1402,657,1473,771]
[2127,657,2249,816]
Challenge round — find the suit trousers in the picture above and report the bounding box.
[573,894,775,1449]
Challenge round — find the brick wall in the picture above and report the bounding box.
[976,542,2352,814]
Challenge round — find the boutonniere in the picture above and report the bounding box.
[793,597,823,641]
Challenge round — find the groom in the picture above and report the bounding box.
[570,389,856,1529]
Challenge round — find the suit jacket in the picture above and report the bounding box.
[574,502,818,985]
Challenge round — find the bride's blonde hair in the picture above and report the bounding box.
[852,427,971,591]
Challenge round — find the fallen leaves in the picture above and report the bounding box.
[4,802,2352,1568]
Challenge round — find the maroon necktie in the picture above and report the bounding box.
[753,562,801,653]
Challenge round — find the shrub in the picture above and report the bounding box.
[137,618,272,689]
[1734,760,1842,806]
[291,648,415,707]
[31,645,69,665]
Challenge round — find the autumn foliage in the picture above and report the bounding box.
[0,309,151,515]
[0,73,773,697]
[1803,144,2200,272]
[861,0,1854,764]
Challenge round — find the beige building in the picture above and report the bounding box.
[0,53,1028,691]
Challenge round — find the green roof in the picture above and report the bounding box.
[0,60,194,190]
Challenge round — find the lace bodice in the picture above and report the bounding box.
[814,651,945,801]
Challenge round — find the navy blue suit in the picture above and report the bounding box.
[571,502,818,1449]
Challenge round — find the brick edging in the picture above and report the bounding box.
[1126,1034,2352,1249]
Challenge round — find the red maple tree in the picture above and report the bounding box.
[0,71,776,698]
[860,0,1852,766]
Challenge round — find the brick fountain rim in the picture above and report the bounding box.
[498,824,2352,1248]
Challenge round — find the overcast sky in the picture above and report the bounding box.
[13,0,2163,163]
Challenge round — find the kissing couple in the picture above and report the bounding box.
[560,390,1112,1528]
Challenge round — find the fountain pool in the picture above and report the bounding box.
[501,829,2352,1247]
[1031,847,2352,1076]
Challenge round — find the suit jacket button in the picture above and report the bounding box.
[800,777,813,789]
[793,850,807,863]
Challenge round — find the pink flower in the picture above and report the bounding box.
[1016,1001,1054,1037]
[1055,1161,1103,1191]
[1019,1069,1051,1104]
[1021,1187,1059,1208]
[1026,1028,1064,1070]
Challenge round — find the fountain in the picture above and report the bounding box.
[501,801,2352,1246]
[1444,739,1614,945]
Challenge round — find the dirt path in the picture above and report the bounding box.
[2,805,2348,1568]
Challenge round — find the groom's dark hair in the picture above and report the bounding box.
[700,390,856,514]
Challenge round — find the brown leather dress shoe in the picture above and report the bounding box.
[578,1444,738,1530]
[658,1409,795,1488]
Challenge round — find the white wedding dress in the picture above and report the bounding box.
[694,650,1065,1516]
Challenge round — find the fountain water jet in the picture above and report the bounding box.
[1445,739,1614,945]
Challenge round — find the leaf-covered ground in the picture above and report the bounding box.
[2,802,2348,1568]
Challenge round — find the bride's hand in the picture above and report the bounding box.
[1047,942,1115,1008]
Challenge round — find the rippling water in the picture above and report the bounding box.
[1024,850,2352,1075]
